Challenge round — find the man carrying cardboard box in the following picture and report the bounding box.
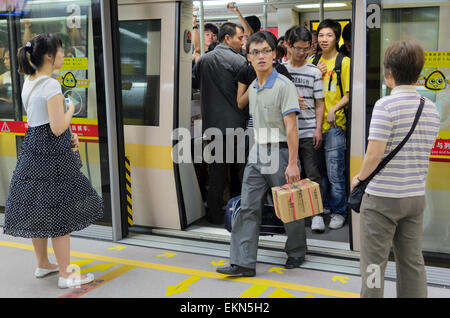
[216,31,306,277]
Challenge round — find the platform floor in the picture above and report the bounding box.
[1,232,450,299]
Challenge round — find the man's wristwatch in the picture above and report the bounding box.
[193,25,198,29]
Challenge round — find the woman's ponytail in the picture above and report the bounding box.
[17,43,36,75]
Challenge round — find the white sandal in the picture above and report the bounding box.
[34,267,59,278]
[58,273,95,289]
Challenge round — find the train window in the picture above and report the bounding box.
[370,2,450,255]
[0,19,13,119]
[0,0,113,229]
[119,19,161,126]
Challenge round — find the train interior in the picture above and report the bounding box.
[183,1,353,250]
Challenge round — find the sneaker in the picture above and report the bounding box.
[58,273,95,289]
[216,265,255,277]
[323,208,331,214]
[285,256,305,269]
[329,214,346,229]
[311,215,325,233]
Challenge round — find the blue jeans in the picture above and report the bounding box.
[320,127,347,217]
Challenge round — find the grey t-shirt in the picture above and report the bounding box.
[248,68,300,144]
[283,61,324,138]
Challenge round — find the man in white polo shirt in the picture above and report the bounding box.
[216,31,306,277]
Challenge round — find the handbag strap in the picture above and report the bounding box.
[363,96,425,184]
[24,76,50,112]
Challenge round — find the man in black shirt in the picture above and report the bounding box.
[192,22,247,224]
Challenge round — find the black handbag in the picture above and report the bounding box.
[348,97,425,213]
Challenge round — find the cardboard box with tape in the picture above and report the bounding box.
[271,179,323,223]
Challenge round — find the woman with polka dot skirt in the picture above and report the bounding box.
[3,33,103,289]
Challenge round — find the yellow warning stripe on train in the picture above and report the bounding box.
[125,144,173,170]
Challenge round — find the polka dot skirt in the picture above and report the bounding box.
[3,124,103,238]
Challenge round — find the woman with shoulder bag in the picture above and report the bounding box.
[351,39,441,298]
[3,33,103,289]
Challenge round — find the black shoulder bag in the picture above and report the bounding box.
[348,97,425,213]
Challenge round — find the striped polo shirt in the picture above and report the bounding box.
[283,61,325,139]
[366,85,441,198]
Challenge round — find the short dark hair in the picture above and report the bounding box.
[246,31,276,54]
[218,22,242,43]
[204,23,218,35]
[342,22,351,42]
[383,39,425,85]
[288,26,312,47]
[245,15,261,33]
[284,26,296,43]
[317,19,341,49]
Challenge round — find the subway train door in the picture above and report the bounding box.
[117,1,202,231]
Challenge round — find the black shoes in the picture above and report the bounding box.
[285,256,305,269]
[206,212,224,225]
[216,265,256,277]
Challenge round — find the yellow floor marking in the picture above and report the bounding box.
[108,245,127,251]
[238,285,269,298]
[332,275,350,284]
[59,265,135,298]
[211,259,228,267]
[166,276,202,296]
[70,260,94,268]
[269,267,286,274]
[158,252,176,258]
[80,263,116,274]
[0,240,360,298]
[266,288,295,298]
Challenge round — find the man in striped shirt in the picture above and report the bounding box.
[283,26,325,220]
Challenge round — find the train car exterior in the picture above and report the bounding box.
[0,0,449,266]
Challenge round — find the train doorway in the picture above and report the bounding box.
[185,1,355,252]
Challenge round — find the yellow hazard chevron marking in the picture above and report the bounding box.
[125,156,133,226]
[0,240,360,298]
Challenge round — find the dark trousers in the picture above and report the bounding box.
[298,137,322,185]
[206,139,245,222]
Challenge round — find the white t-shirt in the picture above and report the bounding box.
[22,76,62,127]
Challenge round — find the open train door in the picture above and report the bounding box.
[116,0,203,234]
